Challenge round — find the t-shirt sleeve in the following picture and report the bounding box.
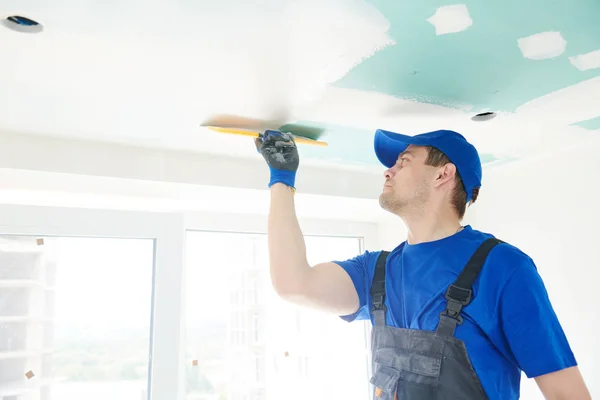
[332,251,375,323]
[499,253,577,378]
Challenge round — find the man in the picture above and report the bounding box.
[255,128,590,399]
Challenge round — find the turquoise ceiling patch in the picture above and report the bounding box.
[293,121,500,167]
[480,154,499,164]
[571,116,600,131]
[333,0,600,113]
[292,122,380,166]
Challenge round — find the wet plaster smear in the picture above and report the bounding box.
[198,0,397,116]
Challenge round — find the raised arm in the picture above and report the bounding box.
[268,183,359,314]
[256,131,359,315]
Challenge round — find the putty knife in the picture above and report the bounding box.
[200,115,329,147]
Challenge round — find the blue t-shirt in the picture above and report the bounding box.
[335,225,576,399]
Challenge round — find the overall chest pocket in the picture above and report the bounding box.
[370,344,443,398]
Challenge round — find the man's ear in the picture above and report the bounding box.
[434,163,457,188]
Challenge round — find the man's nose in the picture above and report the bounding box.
[384,168,394,180]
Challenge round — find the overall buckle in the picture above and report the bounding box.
[371,293,387,313]
[440,314,463,324]
[445,284,472,305]
[440,300,464,324]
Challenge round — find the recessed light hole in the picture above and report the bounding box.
[471,111,497,122]
[3,15,43,33]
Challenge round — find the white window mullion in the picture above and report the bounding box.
[149,213,187,400]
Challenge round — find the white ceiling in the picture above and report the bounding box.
[1,0,599,171]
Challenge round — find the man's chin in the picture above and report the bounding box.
[378,194,392,211]
[379,194,404,214]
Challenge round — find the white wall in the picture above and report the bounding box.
[468,137,600,398]
[0,129,383,201]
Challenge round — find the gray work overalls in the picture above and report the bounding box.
[369,238,502,399]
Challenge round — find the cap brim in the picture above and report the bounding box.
[374,129,423,168]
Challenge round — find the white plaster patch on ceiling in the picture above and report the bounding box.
[516,76,600,126]
[293,86,468,128]
[426,4,473,36]
[517,31,567,60]
[569,50,600,71]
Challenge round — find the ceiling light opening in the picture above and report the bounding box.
[471,111,497,122]
[2,15,43,33]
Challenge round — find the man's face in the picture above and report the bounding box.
[379,145,437,214]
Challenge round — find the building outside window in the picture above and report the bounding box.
[185,231,371,400]
[0,235,154,400]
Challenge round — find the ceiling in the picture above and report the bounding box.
[1,0,599,171]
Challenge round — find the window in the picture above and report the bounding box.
[0,235,154,400]
[185,231,370,400]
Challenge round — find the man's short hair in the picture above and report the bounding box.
[424,146,480,219]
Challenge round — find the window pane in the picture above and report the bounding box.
[185,231,369,400]
[0,236,154,400]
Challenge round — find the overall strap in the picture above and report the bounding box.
[437,238,504,336]
[370,251,390,327]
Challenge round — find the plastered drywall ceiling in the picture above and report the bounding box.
[0,0,599,170]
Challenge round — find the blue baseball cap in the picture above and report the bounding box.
[374,129,482,202]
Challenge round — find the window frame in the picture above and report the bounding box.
[0,204,378,400]
[0,204,186,400]
[184,211,378,399]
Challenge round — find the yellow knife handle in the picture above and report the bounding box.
[206,126,260,138]
[292,136,328,147]
[206,126,328,147]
